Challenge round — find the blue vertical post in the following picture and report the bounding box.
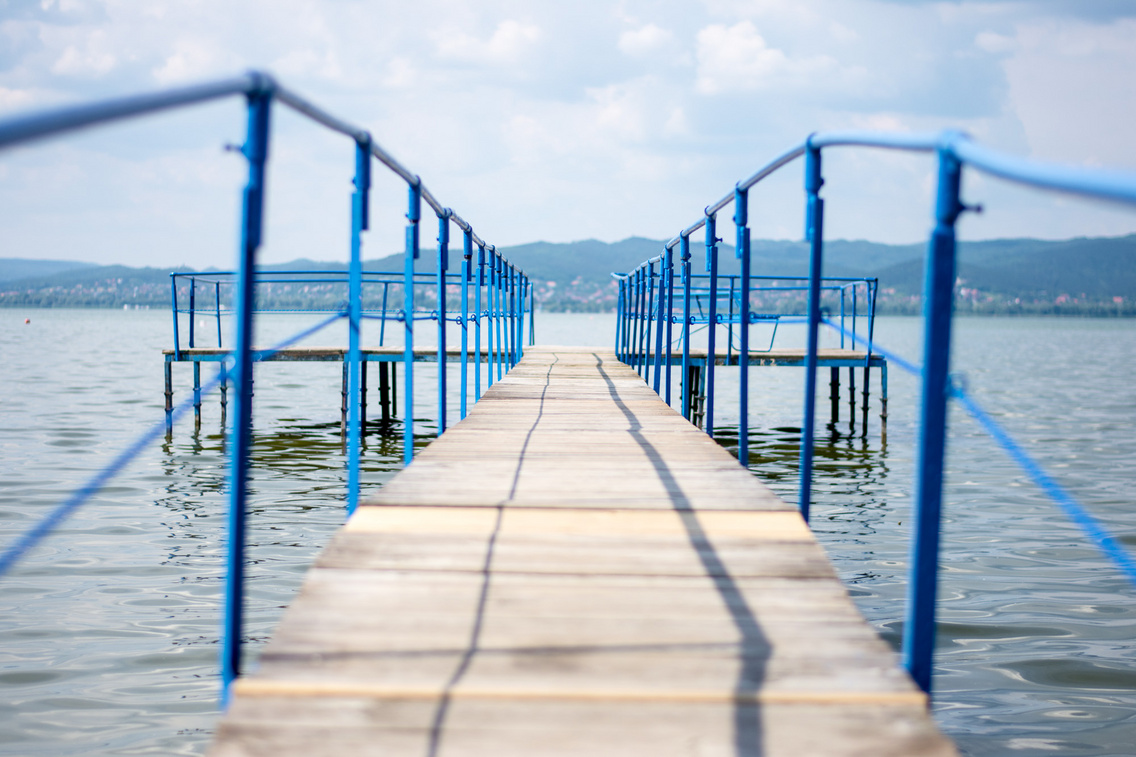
[510,265,517,368]
[486,249,495,389]
[615,279,625,359]
[904,145,965,696]
[436,211,450,435]
[346,136,370,515]
[735,186,751,463]
[475,244,484,401]
[222,83,271,703]
[517,273,526,361]
[171,275,181,361]
[214,281,223,348]
[528,279,535,347]
[460,230,472,419]
[797,139,824,524]
[680,235,692,421]
[645,261,656,385]
[189,279,196,348]
[635,268,646,376]
[403,180,421,464]
[494,255,504,381]
[652,257,665,394]
[704,214,719,438]
[663,246,674,406]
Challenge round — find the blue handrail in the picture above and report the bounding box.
[0,71,531,704]
[613,128,1136,697]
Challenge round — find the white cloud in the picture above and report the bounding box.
[694,20,833,94]
[617,23,674,58]
[1,0,1136,267]
[50,30,116,76]
[434,19,541,65]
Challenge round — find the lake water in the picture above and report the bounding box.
[1,309,1134,756]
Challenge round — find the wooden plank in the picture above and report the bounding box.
[207,346,954,757]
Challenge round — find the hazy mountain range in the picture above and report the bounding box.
[2,234,1134,315]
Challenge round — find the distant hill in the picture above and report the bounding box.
[0,258,96,285]
[2,234,1133,315]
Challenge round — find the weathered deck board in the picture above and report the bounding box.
[208,346,954,757]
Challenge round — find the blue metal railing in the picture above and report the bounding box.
[613,129,1136,697]
[0,72,532,703]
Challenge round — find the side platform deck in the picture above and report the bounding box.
[207,346,952,757]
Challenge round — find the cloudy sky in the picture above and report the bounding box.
[2,0,1135,268]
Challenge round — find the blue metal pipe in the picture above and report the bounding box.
[704,214,719,437]
[475,244,484,401]
[436,211,450,435]
[486,250,495,389]
[735,186,750,463]
[403,181,421,464]
[346,136,370,515]
[460,231,472,419]
[663,246,674,406]
[680,236,692,421]
[652,256,665,394]
[904,147,966,696]
[222,87,271,705]
[797,140,824,524]
[645,261,656,385]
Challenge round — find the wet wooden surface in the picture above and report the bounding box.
[207,346,953,757]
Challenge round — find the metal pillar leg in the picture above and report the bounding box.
[379,362,391,425]
[340,359,349,436]
[164,360,174,434]
[829,367,839,428]
[861,364,871,439]
[360,360,368,436]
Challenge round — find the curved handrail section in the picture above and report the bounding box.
[614,128,1136,702]
[0,72,533,705]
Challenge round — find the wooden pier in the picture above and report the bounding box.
[207,346,950,757]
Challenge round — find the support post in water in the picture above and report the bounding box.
[403,180,421,464]
[797,138,824,524]
[223,80,271,703]
[436,209,450,435]
[904,140,968,696]
[735,186,751,463]
[704,212,719,438]
[346,135,370,514]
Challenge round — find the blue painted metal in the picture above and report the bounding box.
[680,235,692,421]
[436,210,450,435]
[0,75,537,716]
[645,261,656,385]
[222,85,271,704]
[461,230,472,420]
[486,250,495,389]
[797,141,824,525]
[663,245,674,406]
[346,135,370,515]
[403,181,421,464]
[735,186,750,463]
[652,257,665,394]
[703,213,719,438]
[904,145,965,695]
[475,244,484,401]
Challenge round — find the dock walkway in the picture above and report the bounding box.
[208,346,953,757]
